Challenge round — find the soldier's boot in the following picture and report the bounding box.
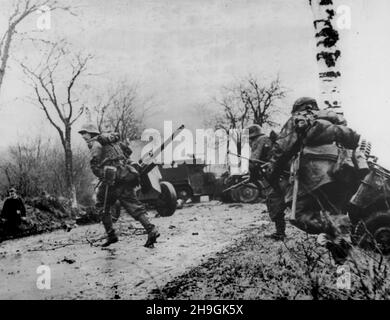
[101,231,119,247]
[264,219,286,241]
[101,211,118,247]
[317,233,352,265]
[137,214,160,248]
[326,237,352,265]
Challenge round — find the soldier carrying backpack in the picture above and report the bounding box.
[79,123,160,248]
[267,97,362,264]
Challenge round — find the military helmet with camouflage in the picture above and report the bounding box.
[78,122,100,136]
[291,97,319,114]
[246,124,263,139]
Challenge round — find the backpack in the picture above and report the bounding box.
[98,133,139,186]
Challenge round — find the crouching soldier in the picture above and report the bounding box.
[247,124,288,241]
[78,123,160,248]
[268,97,361,264]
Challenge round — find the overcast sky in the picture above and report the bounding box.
[1,0,390,165]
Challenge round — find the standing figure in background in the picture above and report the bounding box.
[1,188,26,236]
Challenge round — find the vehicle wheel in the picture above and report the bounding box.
[156,181,177,217]
[361,211,390,254]
[236,183,260,203]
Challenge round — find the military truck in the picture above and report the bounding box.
[159,159,217,202]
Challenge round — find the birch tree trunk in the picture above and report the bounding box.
[309,0,342,114]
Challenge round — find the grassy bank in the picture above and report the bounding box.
[150,216,390,300]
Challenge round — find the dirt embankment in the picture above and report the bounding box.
[0,196,99,241]
[150,214,390,300]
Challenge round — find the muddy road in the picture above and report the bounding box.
[0,201,268,299]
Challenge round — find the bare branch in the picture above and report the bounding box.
[1,0,76,96]
[34,85,64,145]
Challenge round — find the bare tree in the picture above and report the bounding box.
[0,136,47,196]
[0,0,72,97]
[239,76,286,127]
[197,76,285,168]
[207,75,286,132]
[21,42,92,206]
[309,0,342,112]
[0,136,94,203]
[91,82,152,141]
[214,86,250,132]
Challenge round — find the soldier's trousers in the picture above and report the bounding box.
[292,182,351,239]
[266,187,287,234]
[96,182,153,236]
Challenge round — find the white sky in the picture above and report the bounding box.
[1,0,390,166]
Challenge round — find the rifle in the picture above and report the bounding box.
[222,176,251,193]
[102,166,117,219]
[228,152,268,165]
[290,151,301,221]
[228,152,289,175]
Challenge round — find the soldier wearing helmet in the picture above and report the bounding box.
[247,124,270,162]
[291,96,319,114]
[246,124,288,241]
[268,97,361,264]
[79,123,160,248]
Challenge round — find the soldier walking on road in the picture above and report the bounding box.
[247,124,288,241]
[79,123,160,248]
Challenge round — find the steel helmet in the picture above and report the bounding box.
[246,124,262,139]
[78,123,100,135]
[291,97,319,114]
